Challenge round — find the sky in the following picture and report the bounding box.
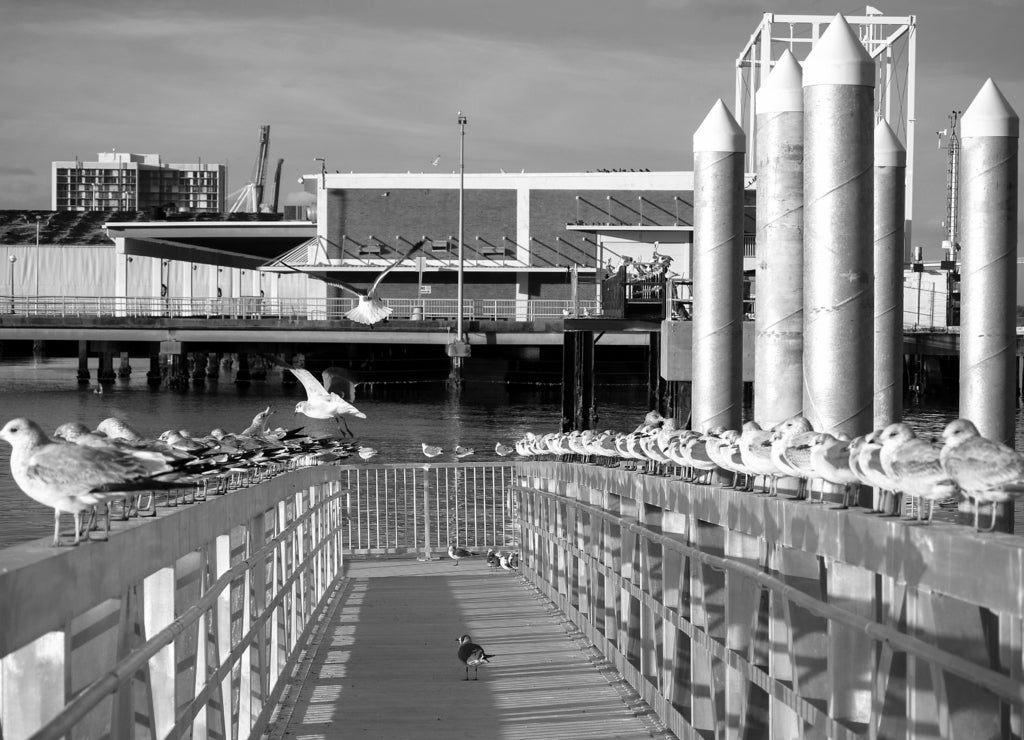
[1,0,1021,259]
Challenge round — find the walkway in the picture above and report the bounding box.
[265,558,673,740]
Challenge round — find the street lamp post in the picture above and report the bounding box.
[456,112,467,343]
[34,216,40,302]
[8,255,16,313]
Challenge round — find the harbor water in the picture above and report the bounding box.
[0,356,995,549]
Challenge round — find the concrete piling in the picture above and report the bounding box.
[801,14,875,439]
[754,50,804,430]
[692,99,746,433]
[959,78,1019,446]
[873,120,906,430]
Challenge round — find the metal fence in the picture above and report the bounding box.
[0,295,598,321]
[338,463,519,556]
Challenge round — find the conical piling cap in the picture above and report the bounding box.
[802,13,874,87]
[757,50,803,114]
[874,120,906,167]
[693,99,745,153]
[962,78,1020,138]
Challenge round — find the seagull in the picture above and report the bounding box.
[454,445,475,459]
[494,441,514,457]
[807,432,861,507]
[431,155,441,166]
[0,418,190,546]
[456,635,493,680]
[422,442,443,458]
[879,423,957,523]
[288,367,366,436]
[95,417,148,444]
[358,446,378,461]
[940,418,1024,531]
[486,548,500,571]
[286,239,427,325]
[448,542,474,565]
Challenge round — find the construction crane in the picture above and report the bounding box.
[936,110,961,324]
[270,157,284,213]
[228,124,271,213]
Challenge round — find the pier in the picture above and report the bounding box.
[3,460,1023,739]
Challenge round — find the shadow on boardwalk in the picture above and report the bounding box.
[266,558,672,740]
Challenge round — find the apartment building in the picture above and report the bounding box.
[52,152,226,213]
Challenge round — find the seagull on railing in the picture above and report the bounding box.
[0,418,194,546]
[939,418,1024,531]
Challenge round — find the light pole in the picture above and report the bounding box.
[8,255,16,313]
[456,112,467,342]
[34,216,40,301]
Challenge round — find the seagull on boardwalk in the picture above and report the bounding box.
[940,418,1024,531]
[494,441,514,457]
[448,542,475,565]
[358,446,378,461]
[288,367,366,436]
[456,635,494,680]
[422,442,443,458]
[486,548,500,571]
[286,239,427,325]
[454,445,475,459]
[0,418,190,546]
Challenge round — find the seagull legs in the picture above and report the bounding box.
[336,418,354,437]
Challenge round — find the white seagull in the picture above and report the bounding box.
[448,542,474,565]
[0,418,188,546]
[422,442,443,458]
[289,239,427,325]
[940,418,1024,531]
[289,367,366,436]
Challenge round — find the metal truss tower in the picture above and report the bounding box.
[735,10,917,255]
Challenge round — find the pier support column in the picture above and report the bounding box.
[205,353,220,380]
[691,99,746,433]
[959,78,1019,532]
[754,49,805,430]
[116,351,131,379]
[190,352,206,384]
[147,353,162,388]
[32,340,45,363]
[802,14,875,438]
[97,352,116,385]
[235,353,252,387]
[77,340,90,385]
[646,331,665,416]
[873,121,907,430]
[560,330,594,432]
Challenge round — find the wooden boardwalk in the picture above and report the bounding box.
[265,558,672,740]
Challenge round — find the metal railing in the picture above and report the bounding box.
[0,295,598,321]
[517,461,1024,739]
[337,463,519,556]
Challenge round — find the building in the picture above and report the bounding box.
[275,170,757,313]
[51,153,226,213]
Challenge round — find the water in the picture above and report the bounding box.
[0,357,651,548]
[0,356,1014,550]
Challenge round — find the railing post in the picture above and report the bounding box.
[0,632,64,738]
[423,471,434,560]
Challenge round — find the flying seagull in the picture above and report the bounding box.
[431,155,441,166]
[288,367,367,436]
[283,239,427,325]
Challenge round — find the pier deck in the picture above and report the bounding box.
[265,558,669,740]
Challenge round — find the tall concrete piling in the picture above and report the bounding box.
[802,14,875,438]
[873,120,906,430]
[801,14,875,731]
[691,99,746,433]
[754,50,804,429]
[959,78,1019,445]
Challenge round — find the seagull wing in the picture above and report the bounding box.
[289,367,330,401]
[367,239,427,295]
[278,262,365,298]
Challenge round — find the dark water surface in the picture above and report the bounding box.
[0,356,1000,549]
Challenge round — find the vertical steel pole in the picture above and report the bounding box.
[754,49,804,429]
[873,120,906,430]
[960,78,1019,446]
[457,112,466,342]
[802,14,875,438]
[691,99,745,433]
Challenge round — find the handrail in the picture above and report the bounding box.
[519,484,1024,706]
[29,487,343,740]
